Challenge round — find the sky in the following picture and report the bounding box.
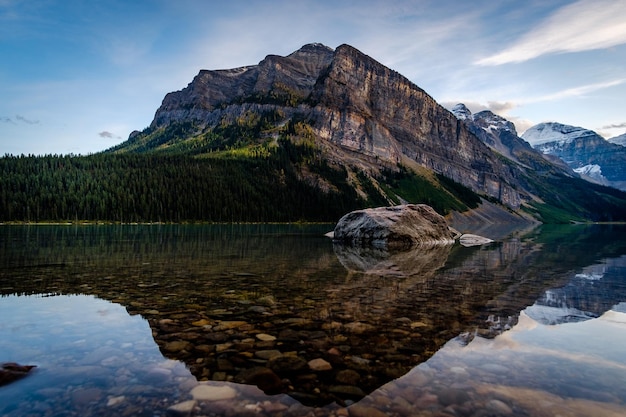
[1,0,626,155]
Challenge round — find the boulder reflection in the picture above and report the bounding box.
[332,242,452,278]
[2,224,626,409]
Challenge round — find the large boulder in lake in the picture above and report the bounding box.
[333,204,456,249]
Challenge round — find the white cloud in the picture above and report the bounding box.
[528,79,626,103]
[602,122,626,130]
[476,0,626,65]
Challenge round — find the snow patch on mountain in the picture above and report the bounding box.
[521,122,594,147]
[450,103,471,120]
[573,164,602,178]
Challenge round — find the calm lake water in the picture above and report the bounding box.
[1,223,626,416]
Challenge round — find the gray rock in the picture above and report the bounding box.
[459,234,494,247]
[333,204,455,249]
[167,400,197,416]
[190,384,237,401]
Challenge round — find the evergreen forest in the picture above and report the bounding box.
[0,141,374,223]
[3,115,626,224]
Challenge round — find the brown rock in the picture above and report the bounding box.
[268,355,308,374]
[308,358,332,371]
[335,369,360,385]
[163,341,193,353]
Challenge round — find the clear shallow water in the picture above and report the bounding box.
[1,224,626,416]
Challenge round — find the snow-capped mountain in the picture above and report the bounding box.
[609,133,626,147]
[522,122,626,191]
[451,104,572,173]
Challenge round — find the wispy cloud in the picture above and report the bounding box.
[1,114,40,125]
[15,114,39,125]
[602,122,626,130]
[529,79,626,102]
[476,0,626,65]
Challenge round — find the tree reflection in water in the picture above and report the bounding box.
[1,224,626,415]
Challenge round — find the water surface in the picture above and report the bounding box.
[1,224,626,416]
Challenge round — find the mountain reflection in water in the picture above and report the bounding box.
[1,224,626,416]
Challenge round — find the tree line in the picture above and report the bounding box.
[0,141,371,223]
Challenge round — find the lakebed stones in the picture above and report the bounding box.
[146,296,452,406]
[333,204,456,249]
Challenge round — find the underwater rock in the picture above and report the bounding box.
[0,362,37,386]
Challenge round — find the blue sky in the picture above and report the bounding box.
[1,0,625,155]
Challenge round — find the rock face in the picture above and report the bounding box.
[151,43,335,128]
[308,46,522,209]
[133,43,526,209]
[522,122,626,191]
[113,43,626,220]
[333,204,455,249]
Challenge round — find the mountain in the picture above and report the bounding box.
[450,104,572,173]
[522,122,626,191]
[116,44,522,208]
[104,43,626,223]
[608,133,626,147]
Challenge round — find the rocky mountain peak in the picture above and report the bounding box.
[522,122,626,190]
[472,110,517,136]
[451,103,572,174]
[151,43,335,129]
[451,105,517,135]
[451,103,472,120]
[287,42,334,57]
[522,122,596,147]
[117,43,626,214]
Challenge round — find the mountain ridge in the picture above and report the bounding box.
[522,122,626,191]
[107,43,626,223]
[117,44,524,209]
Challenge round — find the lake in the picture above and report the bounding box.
[1,223,626,416]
